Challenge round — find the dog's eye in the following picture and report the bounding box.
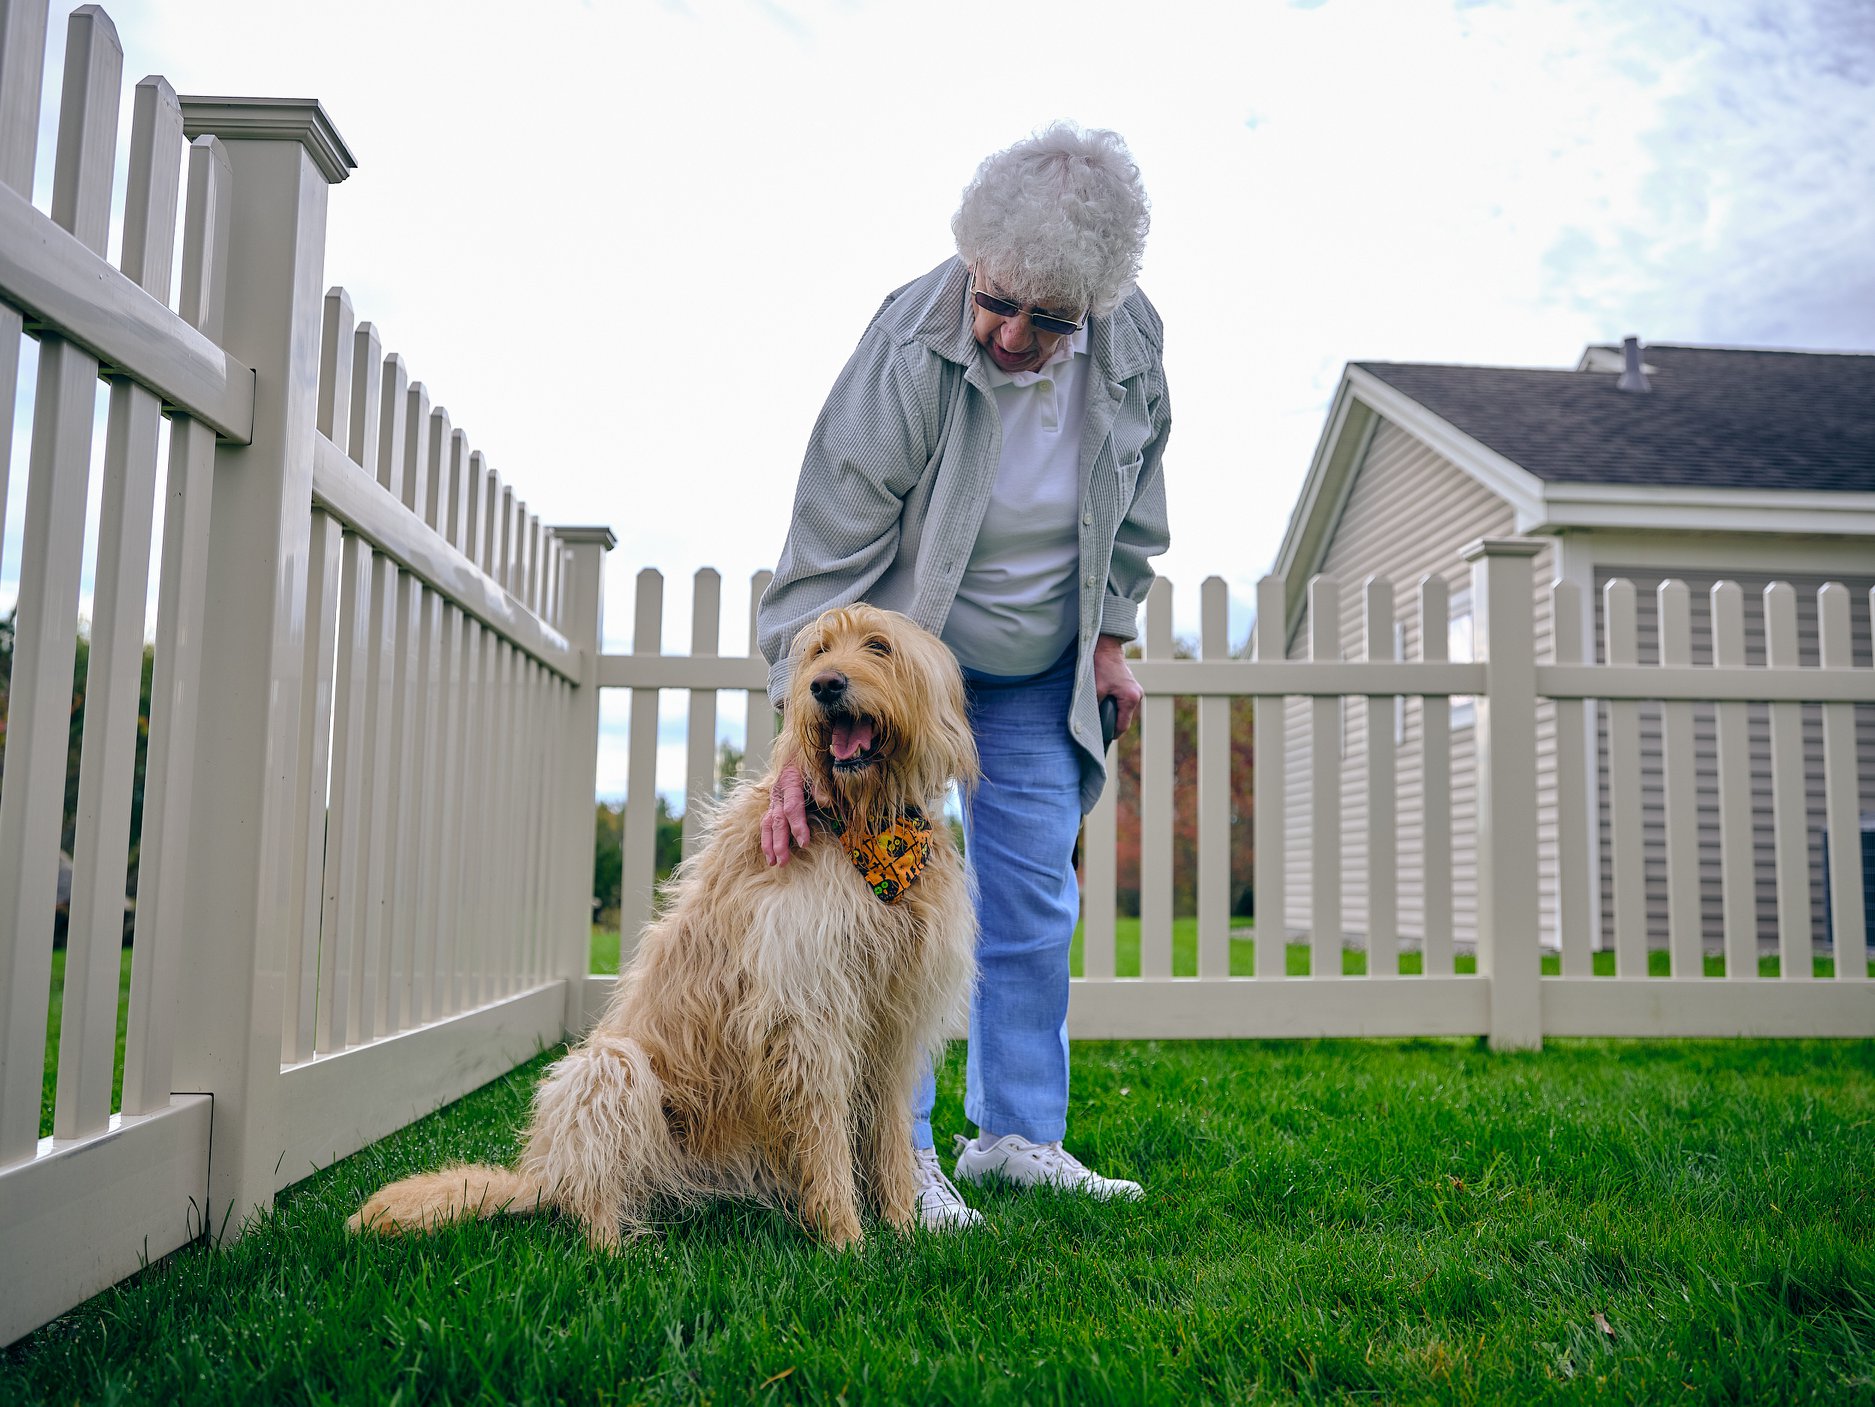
[864,639,892,657]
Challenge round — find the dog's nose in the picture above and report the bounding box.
[809,671,848,707]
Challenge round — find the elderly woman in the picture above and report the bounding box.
[756,122,1170,1229]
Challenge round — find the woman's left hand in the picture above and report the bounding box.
[1093,633,1144,739]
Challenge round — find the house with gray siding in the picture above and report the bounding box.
[1273,342,1875,953]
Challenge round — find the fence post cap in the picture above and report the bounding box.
[551,525,617,550]
[1460,536,1545,561]
[177,96,355,184]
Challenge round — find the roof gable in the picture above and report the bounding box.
[1272,344,1875,646]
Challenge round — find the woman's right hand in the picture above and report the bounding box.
[762,763,811,866]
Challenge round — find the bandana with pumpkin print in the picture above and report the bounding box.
[826,811,932,904]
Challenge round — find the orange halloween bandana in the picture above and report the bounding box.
[827,812,932,904]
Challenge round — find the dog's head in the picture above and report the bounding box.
[784,604,978,822]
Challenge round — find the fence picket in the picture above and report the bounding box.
[519,654,548,978]
[285,512,341,1062]
[1551,581,1592,977]
[427,429,471,1014]
[347,322,381,468]
[1363,577,1398,977]
[683,569,722,859]
[376,352,406,497]
[402,383,430,521]
[0,3,119,1162]
[1308,576,1342,978]
[1252,574,1286,979]
[410,579,444,1018]
[384,383,432,1029]
[1140,578,1175,978]
[492,636,518,994]
[1417,575,1453,975]
[317,287,352,444]
[744,570,776,781]
[1711,583,1757,980]
[432,589,467,1016]
[121,131,230,1111]
[1196,576,1231,978]
[387,572,424,1029]
[1658,582,1702,977]
[356,510,400,1035]
[0,0,48,594]
[1818,584,1866,981]
[56,72,179,1140]
[318,533,373,1051]
[1605,579,1646,976]
[622,569,665,956]
[1764,582,1811,980]
[459,457,496,1005]
[1082,751,1119,980]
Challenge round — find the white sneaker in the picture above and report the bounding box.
[913,1145,983,1230]
[952,1133,1144,1201]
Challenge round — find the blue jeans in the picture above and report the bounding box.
[910,646,1083,1147]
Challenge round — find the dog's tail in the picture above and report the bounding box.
[347,1164,547,1237]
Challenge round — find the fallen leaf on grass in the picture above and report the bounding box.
[1593,1312,1616,1342]
[759,1366,796,1388]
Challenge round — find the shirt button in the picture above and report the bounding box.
[1082,513,1092,526]
[1084,574,1097,587]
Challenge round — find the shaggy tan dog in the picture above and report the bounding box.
[348,604,979,1249]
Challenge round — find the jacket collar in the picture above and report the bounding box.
[905,256,1157,385]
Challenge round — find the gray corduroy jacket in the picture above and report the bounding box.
[757,256,1172,814]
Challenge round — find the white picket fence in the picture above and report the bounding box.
[595,551,1874,1047]
[2,0,1871,1351]
[0,2,609,1344]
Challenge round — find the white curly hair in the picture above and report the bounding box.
[951,121,1151,319]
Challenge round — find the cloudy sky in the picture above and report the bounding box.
[4,0,1872,797]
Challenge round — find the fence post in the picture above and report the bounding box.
[167,97,354,1232]
[550,527,615,1033]
[1463,537,1543,1050]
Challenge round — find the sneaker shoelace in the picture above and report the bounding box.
[913,1146,971,1211]
[1018,1140,1097,1183]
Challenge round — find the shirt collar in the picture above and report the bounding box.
[980,324,1088,389]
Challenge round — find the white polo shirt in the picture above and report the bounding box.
[941,326,1091,676]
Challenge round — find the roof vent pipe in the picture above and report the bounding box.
[1616,335,1651,393]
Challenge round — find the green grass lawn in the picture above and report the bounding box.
[9,1025,1872,1403]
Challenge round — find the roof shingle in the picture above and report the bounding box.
[1355,346,1875,493]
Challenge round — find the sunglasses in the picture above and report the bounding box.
[971,286,1085,338]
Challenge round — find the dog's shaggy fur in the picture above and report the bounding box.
[348,605,979,1250]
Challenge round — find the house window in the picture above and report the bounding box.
[1449,593,1475,729]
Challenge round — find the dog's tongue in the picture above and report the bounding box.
[830,716,874,761]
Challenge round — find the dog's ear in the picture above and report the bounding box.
[937,675,980,791]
